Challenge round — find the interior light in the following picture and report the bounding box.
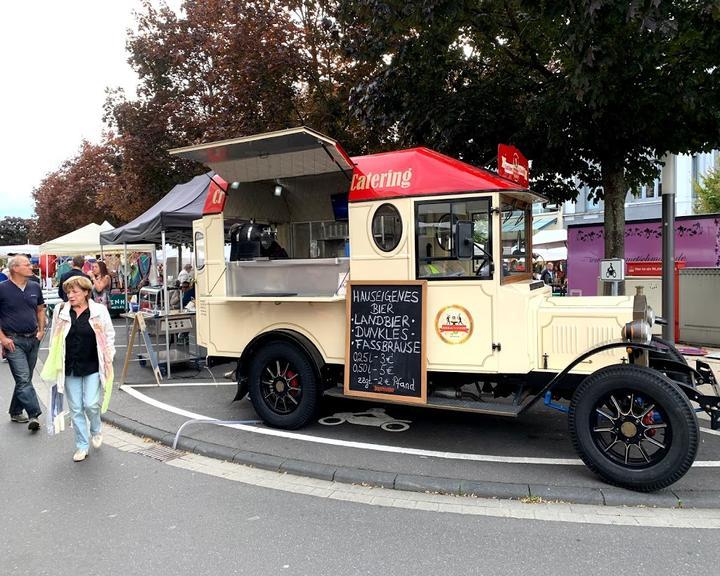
[274,184,283,197]
[230,181,240,190]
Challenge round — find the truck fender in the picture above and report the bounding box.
[233,329,326,402]
[532,340,716,414]
[528,340,655,413]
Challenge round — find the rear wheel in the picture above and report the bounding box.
[569,364,698,492]
[248,341,319,429]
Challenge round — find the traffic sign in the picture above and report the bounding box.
[600,258,625,282]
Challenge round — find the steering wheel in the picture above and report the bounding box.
[474,242,493,277]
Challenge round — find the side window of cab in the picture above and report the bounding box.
[415,198,493,279]
[194,231,206,270]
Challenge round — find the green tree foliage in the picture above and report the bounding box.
[695,167,720,213]
[335,0,720,258]
[0,217,32,245]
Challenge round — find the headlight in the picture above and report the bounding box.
[622,320,652,344]
[645,305,655,327]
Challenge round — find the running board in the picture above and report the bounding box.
[323,387,530,417]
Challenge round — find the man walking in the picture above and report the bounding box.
[0,255,45,431]
[540,261,555,285]
[58,256,90,301]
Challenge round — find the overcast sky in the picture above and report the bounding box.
[0,1,179,220]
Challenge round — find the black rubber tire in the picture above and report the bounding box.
[568,364,698,492]
[248,341,319,429]
[649,335,691,384]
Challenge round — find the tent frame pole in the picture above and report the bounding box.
[162,229,171,379]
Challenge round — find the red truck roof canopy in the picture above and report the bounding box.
[349,147,527,202]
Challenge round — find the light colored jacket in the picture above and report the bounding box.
[41,299,116,412]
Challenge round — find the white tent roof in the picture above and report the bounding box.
[533,228,567,246]
[40,221,155,255]
[534,246,568,261]
[0,244,39,257]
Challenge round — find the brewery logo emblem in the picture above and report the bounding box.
[435,305,473,344]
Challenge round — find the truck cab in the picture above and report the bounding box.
[171,127,720,491]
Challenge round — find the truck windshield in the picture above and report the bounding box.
[500,199,531,280]
[415,198,492,280]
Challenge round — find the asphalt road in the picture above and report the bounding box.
[2,406,720,576]
[27,318,720,501]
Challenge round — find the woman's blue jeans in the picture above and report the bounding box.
[64,372,102,451]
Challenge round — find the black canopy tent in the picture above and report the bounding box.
[100,171,240,379]
[100,171,217,246]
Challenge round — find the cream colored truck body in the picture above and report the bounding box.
[193,192,631,381]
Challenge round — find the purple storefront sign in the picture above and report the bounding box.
[567,214,720,296]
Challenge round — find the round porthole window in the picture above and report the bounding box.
[371,203,402,252]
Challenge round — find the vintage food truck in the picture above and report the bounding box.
[171,127,720,491]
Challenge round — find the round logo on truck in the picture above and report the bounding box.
[435,305,473,344]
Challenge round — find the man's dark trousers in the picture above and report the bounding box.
[5,335,42,418]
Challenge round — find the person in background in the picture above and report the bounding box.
[58,256,91,301]
[42,276,115,462]
[0,255,45,431]
[0,265,6,363]
[91,260,111,308]
[180,280,195,308]
[540,261,555,285]
[176,263,193,285]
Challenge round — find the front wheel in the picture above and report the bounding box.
[248,341,319,429]
[568,364,698,492]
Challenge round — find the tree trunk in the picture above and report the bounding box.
[601,162,627,295]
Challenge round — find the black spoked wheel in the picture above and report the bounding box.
[248,341,319,429]
[569,364,698,492]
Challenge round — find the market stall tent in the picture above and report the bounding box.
[40,221,155,255]
[0,244,39,257]
[532,228,567,262]
[99,172,222,246]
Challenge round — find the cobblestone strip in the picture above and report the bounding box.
[102,425,720,529]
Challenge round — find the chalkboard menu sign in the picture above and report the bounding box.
[344,281,427,404]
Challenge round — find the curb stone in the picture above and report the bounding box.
[334,467,397,488]
[101,410,720,509]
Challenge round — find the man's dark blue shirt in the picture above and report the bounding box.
[0,279,45,334]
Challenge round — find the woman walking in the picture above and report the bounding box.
[42,276,115,462]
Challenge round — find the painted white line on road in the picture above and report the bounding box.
[129,381,234,388]
[102,425,720,528]
[121,384,583,465]
[121,384,720,467]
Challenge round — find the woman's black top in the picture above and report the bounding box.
[65,307,99,376]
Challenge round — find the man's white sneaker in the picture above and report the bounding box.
[73,450,88,462]
[91,434,103,449]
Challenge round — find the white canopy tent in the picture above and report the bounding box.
[533,228,567,262]
[39,221,155,256]
[39,221,157,310]
[0,244,39,257]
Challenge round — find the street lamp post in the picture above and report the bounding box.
[661,155,675,342]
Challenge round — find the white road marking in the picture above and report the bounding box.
[120,384,720,467]
[128,381,234,388]
[102,425,720,528]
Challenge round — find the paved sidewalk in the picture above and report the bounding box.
[104,425,720,528]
